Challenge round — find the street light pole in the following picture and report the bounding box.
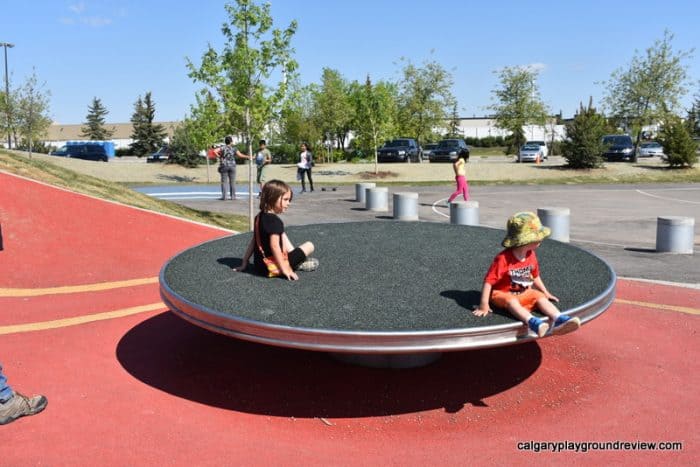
[1,42,14,149]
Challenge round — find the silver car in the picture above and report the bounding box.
[637,141,664,158]
[517,143,544,163]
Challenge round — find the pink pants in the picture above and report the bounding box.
[448,175,469,202]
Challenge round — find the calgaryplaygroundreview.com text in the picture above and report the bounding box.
[517,440,684,453]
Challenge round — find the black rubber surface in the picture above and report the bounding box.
[163,221,613,332]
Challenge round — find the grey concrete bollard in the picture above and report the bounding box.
[450,200,479,225]
[656,216,695,254]
[366,187,389,211]
[355,182,376,203]
[538,207,571,243]
[393,192,419,221]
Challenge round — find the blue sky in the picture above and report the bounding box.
[3,0,699,124]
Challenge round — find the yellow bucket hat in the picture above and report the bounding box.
[502,212,551,248]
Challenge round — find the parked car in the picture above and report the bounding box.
[422,142,438,161]
[637,141,664,158]
[50,143,109,162]
[525,140,549,159]
[602,134,635,161]
[517,143,545,163]
[147,146,172,163]
[377,138,421,162]
[429,139,470,162]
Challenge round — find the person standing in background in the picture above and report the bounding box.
[296,142,314,193]
[218,136,250,200]
[255,139,272,196]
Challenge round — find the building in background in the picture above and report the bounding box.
[43,121,179,150]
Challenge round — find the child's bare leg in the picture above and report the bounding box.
[505,299,534,323]
[537,297,581,335]
[506,298,549,337]
[535,297,561,321]
[281,233,295,252]
[298,241,314,257]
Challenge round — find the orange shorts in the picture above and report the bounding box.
[490,288,546,311]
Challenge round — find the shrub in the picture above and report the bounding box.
[562,99,606,169]
[267,143,298,164]
[659,116,698,168]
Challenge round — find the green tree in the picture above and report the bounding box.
[313,68,353,150]
[279,81,322,152]
[396,57,455,147]
[488,65,549,154]
[602,30,694,161]
[185,91,226,153]
[352,75,398,173]
[14,70,52,159]
[187,0,298,228]
[168,119,201,168]
[129,92,166,157]
[561,98,607,169]
[81,97,114,140]
[446,103,462,138]
[686,88,700,137]
[659,115,698,168]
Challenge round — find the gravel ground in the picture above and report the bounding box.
[24,152,690,185]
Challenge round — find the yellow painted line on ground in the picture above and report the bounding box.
[615,298,700,315]
[0,302,166,335]
[0,277,159,298]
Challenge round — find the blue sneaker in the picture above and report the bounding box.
[552,315,581,336]
[528,317,549,338]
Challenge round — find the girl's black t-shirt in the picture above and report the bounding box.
[253,212,284,274]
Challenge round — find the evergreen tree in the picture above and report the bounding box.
[129,92,166,157]
[660,115,697,168]
[562,98,607,169]
[81,97,114,140]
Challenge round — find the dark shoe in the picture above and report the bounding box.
[0,392,48,425]
[218,197,226,201]
[297,257,319,272]
[552,315,581,336]
[528,317,549,338]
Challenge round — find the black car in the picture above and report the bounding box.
[51,144,109,162]
[377,138,421,162]
[602,134,635,161]
[429,139,470,162]
[147,146,172,163]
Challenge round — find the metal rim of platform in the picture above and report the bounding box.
[159,239,616,354]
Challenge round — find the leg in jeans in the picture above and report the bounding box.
[0,364,14,403]
[299,168,306,192]
[229,166,237,199]
[219,168,228,199]
[306,168,314,191]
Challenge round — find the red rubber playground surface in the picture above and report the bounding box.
[1,171,698,465]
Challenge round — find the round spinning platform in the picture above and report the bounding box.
[160,222,615,366]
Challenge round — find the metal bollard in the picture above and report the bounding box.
[538,207,570,243]
[366,187,389,212]
[393,192,419,221]
[355,182,376,203]
[656,216,694,254]
[450,200,479,225]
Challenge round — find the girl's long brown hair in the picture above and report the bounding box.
[259,179,292,212]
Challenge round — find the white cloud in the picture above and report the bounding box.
[81,16,112,27]
[69,2,86,14]
[524,63,547,73]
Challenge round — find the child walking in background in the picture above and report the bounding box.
[447,152,469,203]
[472,212,580,337]
[235,180,318,281]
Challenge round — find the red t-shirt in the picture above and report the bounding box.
[484,249,540,293]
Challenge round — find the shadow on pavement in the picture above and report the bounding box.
[116,312,542,418]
